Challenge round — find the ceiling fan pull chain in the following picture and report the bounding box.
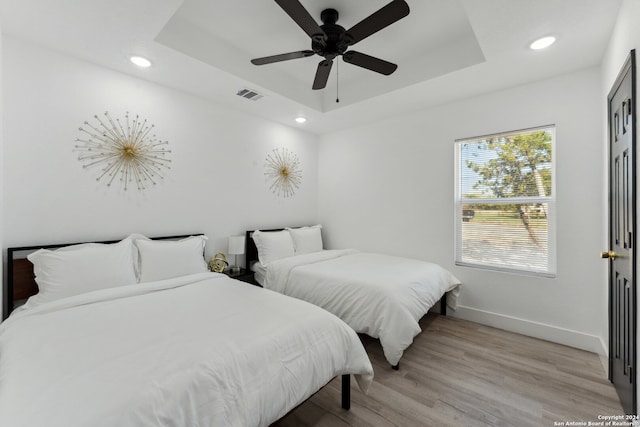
[336,58,340,103]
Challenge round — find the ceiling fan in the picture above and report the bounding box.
[251,0,410,90]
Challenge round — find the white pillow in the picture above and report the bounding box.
[135,235,208,283]
[287,225,323,255]
[252,230,294,266]
[27,238,137,306]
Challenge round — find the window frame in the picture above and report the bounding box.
[454,125,557,277]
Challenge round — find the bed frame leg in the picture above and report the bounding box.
[392,363,399,371]
[440,294,447,316]
[341,374,350,410]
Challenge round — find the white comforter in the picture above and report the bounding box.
[0,272,373,427]
[263,250,461,366]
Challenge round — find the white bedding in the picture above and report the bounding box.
[252,260,267,285]
[261,250,461,366]
[0,272,373,427]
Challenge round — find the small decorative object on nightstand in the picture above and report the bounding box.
[228,235,245,273]
[209,253,228,273]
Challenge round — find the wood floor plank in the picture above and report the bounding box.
[273,314,624,426]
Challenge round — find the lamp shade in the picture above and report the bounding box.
[228,236,245,255]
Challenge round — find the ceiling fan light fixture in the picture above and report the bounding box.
[130,56,152,68]
[530,36,556,50]
[295,116,307,124]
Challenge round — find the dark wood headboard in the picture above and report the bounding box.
[4,234,201,320]
[244,228,285,270]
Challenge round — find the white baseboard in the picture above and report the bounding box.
[450,305,608,356]
[598,337,609,374]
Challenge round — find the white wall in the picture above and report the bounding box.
[1,36,319,313]
[601,0,640,412]
[318,67,606,353]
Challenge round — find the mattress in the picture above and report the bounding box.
[0,272,373,427]
[260,249,461,366]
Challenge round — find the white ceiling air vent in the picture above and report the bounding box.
[236,88,264,101]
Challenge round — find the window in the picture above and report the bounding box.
[455,126,556,277]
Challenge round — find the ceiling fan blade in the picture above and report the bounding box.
[343,51,397,75]
[275,0,327,43]
[345,0,410,45]
[312,59,333,90]
[251,50,315,65]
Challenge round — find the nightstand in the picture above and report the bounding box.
[223,268,261,287]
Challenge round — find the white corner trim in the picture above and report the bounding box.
[450,305,607,355]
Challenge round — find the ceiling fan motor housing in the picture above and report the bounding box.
[312,9,351,59]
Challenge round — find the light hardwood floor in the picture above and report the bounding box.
[274,313,624,427]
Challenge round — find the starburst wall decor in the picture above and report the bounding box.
[264,147,302,198]
[74,111,171,191]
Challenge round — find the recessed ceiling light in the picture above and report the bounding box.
[130,56,152,68]
[295,116,307,124]
[530,36,556,50]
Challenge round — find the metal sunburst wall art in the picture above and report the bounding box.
[74,111,171,191]
[264,147,302,198]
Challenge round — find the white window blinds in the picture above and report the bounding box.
[454,126,556,277]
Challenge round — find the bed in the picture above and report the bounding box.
[246,226,461,369]
[0,233,373,427]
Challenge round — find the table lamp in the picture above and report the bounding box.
[228,235,245,273]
